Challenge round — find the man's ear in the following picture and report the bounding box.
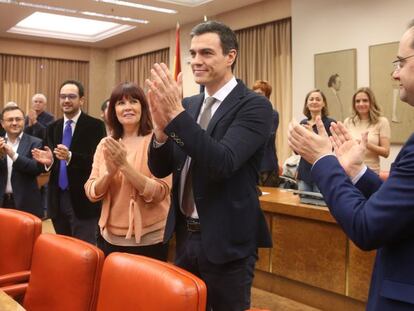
[226,49,237,67]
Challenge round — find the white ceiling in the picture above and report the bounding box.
[0,0,264,49]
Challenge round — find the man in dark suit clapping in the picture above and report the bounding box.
[33,80,106,244]
[289,20,414,311]
[0,106,44,218]
[146,21,273,311]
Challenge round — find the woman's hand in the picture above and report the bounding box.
[102,137,128,169]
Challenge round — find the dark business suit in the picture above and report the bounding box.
[0,133,44,218]
[24,111,55,140]
[259,109,279,186]
[312,133,414,311]
[46,112,105,240]
[148,80,272,309]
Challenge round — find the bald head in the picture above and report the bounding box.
[32,93,47,114]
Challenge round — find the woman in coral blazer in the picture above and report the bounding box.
[85,82,171,260]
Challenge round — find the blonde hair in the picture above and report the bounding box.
[350,87,381,125]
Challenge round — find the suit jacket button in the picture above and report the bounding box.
[170,132,176,138]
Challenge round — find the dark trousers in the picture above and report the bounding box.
[52,190,98,245]
[2,193,15,208]
[97,233,169,261]
[175,232,257,311]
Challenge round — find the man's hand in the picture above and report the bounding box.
[0,137,6,158]
[27,109,37,126]
[288,116,333,164]
[145,63,184,141]
[54,144,70,161]
[32,146,53,166]
[330,122,367,178]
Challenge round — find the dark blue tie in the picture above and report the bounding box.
[58,120,73,190]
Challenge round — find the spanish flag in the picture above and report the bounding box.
[172,22,181,81]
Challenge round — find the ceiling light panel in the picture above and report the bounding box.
[155,0,213,7]
[0,0,148,24]
[94,0,177,14]
[8,12,135,42]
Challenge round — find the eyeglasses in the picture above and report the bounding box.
[392,53,414,71]
[59,93,78,100]
[3,117,24,123]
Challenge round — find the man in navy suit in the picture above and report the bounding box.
[146,21,273,310]
[24,93,55,140]
[288,20,414,311]
[0,106,44,218]
[33,80,106,244]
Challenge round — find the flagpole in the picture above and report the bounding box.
[172,22,181,82]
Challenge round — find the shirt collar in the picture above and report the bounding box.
[64,109,82,125]
[204,76,237,103]
[5,131,23,143]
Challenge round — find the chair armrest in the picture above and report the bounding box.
[0,271,30,287]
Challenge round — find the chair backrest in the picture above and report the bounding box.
[96,253,207,311]
[0,208,42,275]
[23,234,104,311]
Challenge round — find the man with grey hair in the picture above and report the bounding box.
[24,93,54,140]
[289,20,414,311]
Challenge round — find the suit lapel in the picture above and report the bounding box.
[72,112,86,144]
[206,80,246,134]
[186,94,204,121]
[16,133,29,155]
[54,118,64,145]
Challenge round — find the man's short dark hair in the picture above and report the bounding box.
[191,20,238,70]
[60,80,85,98]
[1,106,25,120]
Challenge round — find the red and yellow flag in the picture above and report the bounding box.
[172,22,181,81]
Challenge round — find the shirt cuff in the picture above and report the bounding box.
[351,165,367,184]
[152,139,165,149]
[66,151,72,165]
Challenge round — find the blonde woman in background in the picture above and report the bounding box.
[343,87,390,174]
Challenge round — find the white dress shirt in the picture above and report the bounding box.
[180,77,238,218]
[5,132,22,194]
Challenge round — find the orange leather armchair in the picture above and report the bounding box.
[2,234,104,311]
[0,208,42,286]
[96,252,207,311]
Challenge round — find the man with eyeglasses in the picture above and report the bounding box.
[288,20,414,311]
[0,106,44,217]
[32,80,106,245]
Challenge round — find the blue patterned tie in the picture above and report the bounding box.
[58,120,73,190]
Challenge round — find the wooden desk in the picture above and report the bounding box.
[254,187,376,311]
[0,290,25,311]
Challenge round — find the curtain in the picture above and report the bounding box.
[235,18,292,164]
[116,48,169,88]
[0,54,89,118]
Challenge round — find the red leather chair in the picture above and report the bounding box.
[96,252,207,311]
[2,234,104,311]
[0,208,42,286]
